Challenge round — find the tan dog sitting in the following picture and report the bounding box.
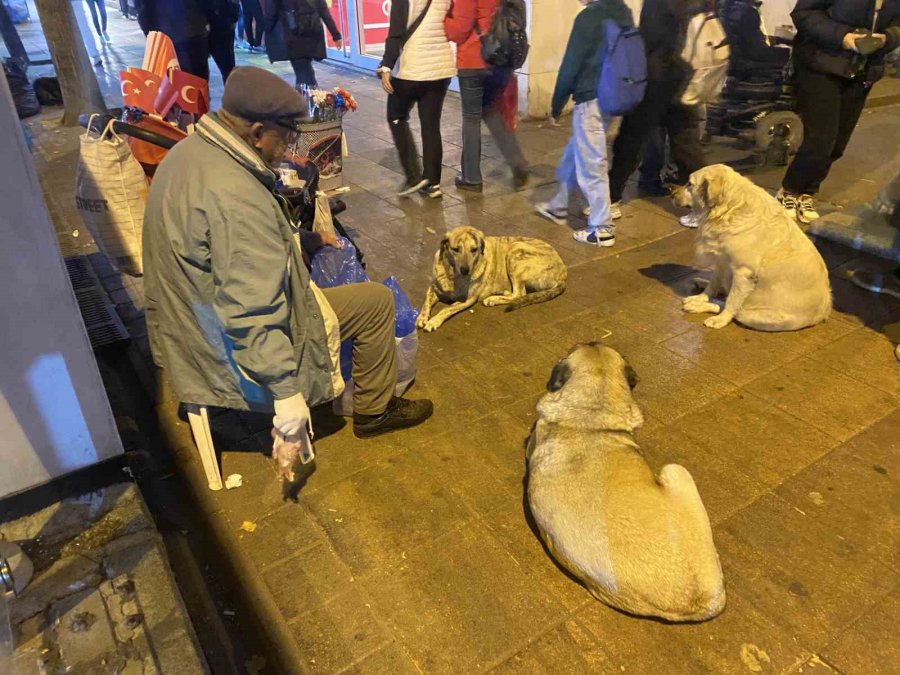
[417,226,567,333]
[682,164,832,331]
[527,344,726,622]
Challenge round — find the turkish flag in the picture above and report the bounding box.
[155,70,209,117]
[119,70,159,112]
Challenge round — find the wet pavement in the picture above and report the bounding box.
[13,4,900,672]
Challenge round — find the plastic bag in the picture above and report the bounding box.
[383,276,418,338]
[309,236,368,289]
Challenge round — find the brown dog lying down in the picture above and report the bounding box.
[417,226,567,332]
[681,164,832,331]
[527,344,726,622]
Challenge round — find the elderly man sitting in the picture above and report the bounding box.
[143,66,433,447]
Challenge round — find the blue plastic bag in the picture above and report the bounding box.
[383,276,418,338]
[309,236,368,289]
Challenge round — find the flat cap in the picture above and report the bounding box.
[221,66,307,122]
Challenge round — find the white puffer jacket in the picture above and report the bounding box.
[395,0,457,81]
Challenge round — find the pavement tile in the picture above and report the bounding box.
[338,642,421,674]
[360,521,566,673]
[819,584,900,673]
[288,590,389,675]
[606,286,701,344]
[305,449,473,575]
[744,357,900,442]
[673,392,839,488]
[576,585,812,674]
[489,619,616,674]
[714,492,900,648]
[240,503,327,572]
[773,410,900,573]
[634,422,769,526]
[808,328,900,397]
[829,278,900,332]
[262,542,355,622]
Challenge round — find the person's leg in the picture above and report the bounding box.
[85,0,102,37]
[245,0,264,46]
[209,23,236,83]
[175,35,210,81]
[572,100,613,236]
[387,79,423,184]
[290,57,317,87]
[96,0,107,34]
[664,103,706,186]
[535,135,577,223]
[320,283,398,416]
[817,78,869,192]
[639,126,666,187]
[417,78,450,185]
[482,68,528,174]
[458,73,485,184]
[781,69,843,196]
[607,80,672,203]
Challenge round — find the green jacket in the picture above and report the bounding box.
[143,113,339,411]
[551,0,634,119]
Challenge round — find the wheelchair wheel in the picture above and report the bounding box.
[754,111,803,153]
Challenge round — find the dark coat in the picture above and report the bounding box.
[639,0,702,82]
[265,0,341,63]
[792,0,900,83]
[138,0,209,42]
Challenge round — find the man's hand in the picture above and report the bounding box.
[842,31,866,52]
[379,69,394,95]
[319,230,342,249]
[274,391,311,438]
[334,39,343,50]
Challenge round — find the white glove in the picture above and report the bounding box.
[273,392,315,466]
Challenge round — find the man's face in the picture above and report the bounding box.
[249,119,300,167]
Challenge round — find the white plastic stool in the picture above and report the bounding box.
[185,404,224,491]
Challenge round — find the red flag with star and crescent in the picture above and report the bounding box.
[119,69,160,112]
[154,69,209,117]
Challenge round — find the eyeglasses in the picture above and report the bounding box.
[272,118,303,142]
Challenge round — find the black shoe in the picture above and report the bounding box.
[637,180,669,197]
[454,175,483,193]
[512,167,530,190]
[353,397,434,439]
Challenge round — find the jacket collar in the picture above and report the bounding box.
[196,112,278,190]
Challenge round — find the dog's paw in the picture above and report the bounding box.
[415,314,428,330]
[483,296,509,307]
[682,293,710,307]
[704,313,732,329]
[423,318,443,333]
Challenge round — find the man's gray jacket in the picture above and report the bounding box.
[143,113,342,411]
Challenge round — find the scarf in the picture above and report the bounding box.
[195,112,278,190]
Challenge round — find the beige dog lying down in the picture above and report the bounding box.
[683,164,832,331]
[527,344,726,622]
[417,226,567,333]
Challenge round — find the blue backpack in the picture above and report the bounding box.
[596,20,647,116]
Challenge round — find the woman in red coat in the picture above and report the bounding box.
[445,0,529,191]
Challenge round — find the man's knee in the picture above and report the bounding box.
[362,282,395,318]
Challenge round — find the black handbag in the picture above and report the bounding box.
[285,0,320,37]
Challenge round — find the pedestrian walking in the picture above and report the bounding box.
[265,0,342,87]
[240,0,266,50]
[534,0,634,247]
[777,0,900,224]
[378,0,456,199]
[84,0,111,44]
[605,0,707,227]
[445,0,529,193]
[138,0,211,79]
[208,0,240,83]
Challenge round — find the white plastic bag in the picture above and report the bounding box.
[75,116,148,276]
[680,13,730,106]
[333,333,419,417]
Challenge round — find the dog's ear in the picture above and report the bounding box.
[624,363,639,390]
[547,360,571,393]
[700,170,729,208]
[440,237,450,255]
[479,236,485,255]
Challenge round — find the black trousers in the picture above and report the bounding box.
[240,0,264,46]
[608,79,706,203]
[387,78,450,185]
[291,58,317,87]
[782,67,870,195]
[175,35,210,82]
[209,21,236,83]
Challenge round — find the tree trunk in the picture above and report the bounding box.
[32,0,106,125]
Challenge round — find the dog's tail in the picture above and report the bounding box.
[505,283,566,312]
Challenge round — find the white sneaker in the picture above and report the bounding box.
[535,203,568,226]
[573,228,616,247]
[796,194,820,224]
[679,213,700,229]
[397,178,428,197]
[777,189,798,220]
[103,31,112,44]
[583,203,622,220]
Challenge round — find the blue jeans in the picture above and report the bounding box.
[548,99,612,231]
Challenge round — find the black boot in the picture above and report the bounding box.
[353,397,434,439]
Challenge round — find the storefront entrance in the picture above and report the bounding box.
[324,0,391,71]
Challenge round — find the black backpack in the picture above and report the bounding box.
[480,0,529,70]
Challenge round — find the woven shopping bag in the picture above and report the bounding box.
[75,116,148,276]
